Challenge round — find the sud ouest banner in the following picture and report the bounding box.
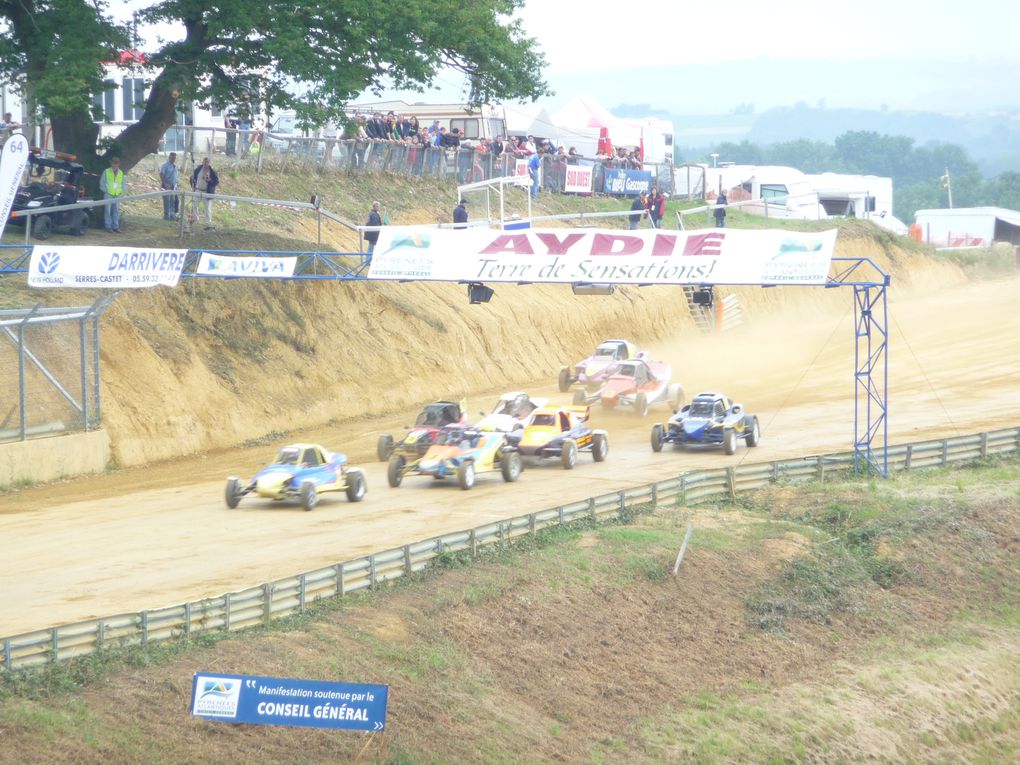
[602,168,653,196]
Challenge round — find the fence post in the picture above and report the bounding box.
[904,444,913,470]
[772,461,780,482]
[529,513,536,536]
[184,602,192,638]
[558,506,565,526]
[369,555,378,589]
[618,490,627,519]
[403,545,412,575]
[680,475,687,505]
[980,432,988,459]
[262,584,273,625]
[3,639,11,671]
[651,482,658,506]
[298,574,307,612]
[469,528,477,557]
[942,439,949,466]
[589,497,597,523]
[816,456,825,481]
[97,621,105,650]
[141,611,149,646]
[727,467,736,498]
[224,594,231,631]
[336,563,345,596]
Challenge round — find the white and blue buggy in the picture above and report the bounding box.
[225,443,367,511]
[650,392,760,455]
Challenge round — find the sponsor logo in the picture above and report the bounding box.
[37,251,60,274]
[193,676,241,718]
[204,256,291,276]
[380,232,432,258]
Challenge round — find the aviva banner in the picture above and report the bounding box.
[367,227,838,286]
[196,252,297,278]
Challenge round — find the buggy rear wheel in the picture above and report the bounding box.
[500,450,522,482]
[561,438,577,470]
[387,454,405,487]
[345,470,366,502]
[635,392,649,417]
[558,367,571,392]
[746,417,760,447]
[650,424,664,453]
[723,429,737,455]
[224,477,242,509]
[376,434,394,462]
[300,481,318,511]
[592,433,608,462]
[457,460,476,490]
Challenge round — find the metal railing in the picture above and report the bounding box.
[2,426,1016,672]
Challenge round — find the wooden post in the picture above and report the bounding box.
[726,467,736,498]
[672,526,694,575]
[904,444,913,470]
[263,584,273,625]
[403,545,412,575]
[299,575,307,612]
[980,432,988,459]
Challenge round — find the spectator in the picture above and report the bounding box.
[159,152,180,221]
[648,187,665,228]
[528,150,541,199]
[453,198,469,229]
[1,111,21,142]
[714,190,727,228]
[567,147,579,164]
[98,155,125,233]
[364,200,383,256]
[190,157,220,230]
[238,97,252,157]
[629,192,646,230]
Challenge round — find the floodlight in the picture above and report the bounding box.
[572,284,615,296]
[468,283,494,304]
[692,287,714,307]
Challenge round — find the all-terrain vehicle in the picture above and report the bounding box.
[7,151,91,240]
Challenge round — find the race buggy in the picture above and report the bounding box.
[476,391,547,433]
[650,392,760,455]
[558,339,639,392]
[224,443,367,511]
[377,400,466,461]
[511,405,608,469]
[387,423,522,490]
[574,357,683,416]
[7,151,91,240]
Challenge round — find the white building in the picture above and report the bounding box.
[914,207,1020,247]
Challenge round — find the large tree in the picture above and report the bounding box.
[0,0,550,170]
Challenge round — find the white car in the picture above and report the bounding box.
[476,392,547,433]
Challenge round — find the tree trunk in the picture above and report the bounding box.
[110,77,180,173]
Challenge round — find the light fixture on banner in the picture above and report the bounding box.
[0,135,30,239]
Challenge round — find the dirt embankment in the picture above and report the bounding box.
[92,222,963,467]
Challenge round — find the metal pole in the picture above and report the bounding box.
[17,317,26,441]
[92,310,102,425]
[79,317,88,431]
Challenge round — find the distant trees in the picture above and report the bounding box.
[702,130,1016,221]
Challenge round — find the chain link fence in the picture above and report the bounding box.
[0,300,114,443]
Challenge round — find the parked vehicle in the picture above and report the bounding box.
[7,151,91,240]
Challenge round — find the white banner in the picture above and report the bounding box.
[196,252,297,278]
[368,227,838,286]
[28,246,187,288]
[0,135,30,239]
[563,165,594,193]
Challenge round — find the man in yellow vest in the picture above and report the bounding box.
[98,155,125,232]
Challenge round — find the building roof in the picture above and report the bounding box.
[914,207,1020,227]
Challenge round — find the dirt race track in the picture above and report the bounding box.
[1,274,1018,637]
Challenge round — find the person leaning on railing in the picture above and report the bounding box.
[98,155,125,233]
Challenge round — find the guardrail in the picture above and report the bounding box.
[2,426,1017,672]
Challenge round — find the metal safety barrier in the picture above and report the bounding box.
[2,426,1017,672]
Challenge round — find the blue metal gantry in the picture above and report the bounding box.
[0,246,891,476]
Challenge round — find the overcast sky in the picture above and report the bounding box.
[112,0,1019,115]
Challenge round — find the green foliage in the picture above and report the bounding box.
[1,0,550,165]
